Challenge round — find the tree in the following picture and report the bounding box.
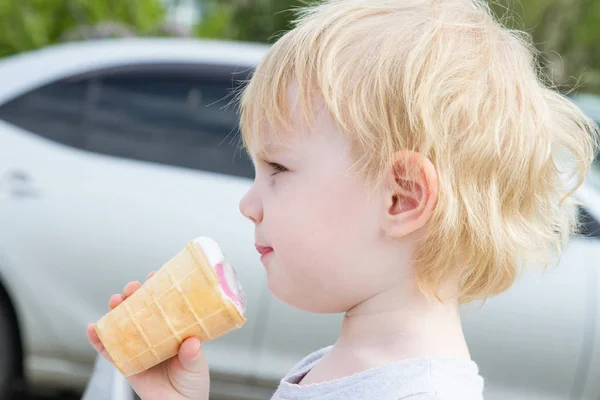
[195,0,304,43]
[491,0,600,93]
[195,0,600,94]
[0,0,167,58]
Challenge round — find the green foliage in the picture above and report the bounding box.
[195,0,305,43]
[196,0,600,94]
[491,0,600,93]
[2,0,599,94]
[193,2,236,39]
[0,0,166,58]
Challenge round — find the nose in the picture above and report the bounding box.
[239,184,263,224]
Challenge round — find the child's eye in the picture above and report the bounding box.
[267,162,288,176]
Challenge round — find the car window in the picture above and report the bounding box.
[0,66,254,179]
[573,94,600,191]
[590,154,600,188]
[578,205,600,239]
[0,79,89,148]
[86,70,252,178]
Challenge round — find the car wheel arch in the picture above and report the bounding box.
[0,275,24,381]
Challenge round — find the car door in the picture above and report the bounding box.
[461,206,599,400]
[0,63,267,382]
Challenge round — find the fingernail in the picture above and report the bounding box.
[191,339,201,356]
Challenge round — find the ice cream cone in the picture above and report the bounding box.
[94,238,246,376]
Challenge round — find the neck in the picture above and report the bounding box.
[334,279,471,364]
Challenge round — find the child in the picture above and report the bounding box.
[87,0,599,399]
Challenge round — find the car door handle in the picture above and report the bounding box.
[0,170,41,199]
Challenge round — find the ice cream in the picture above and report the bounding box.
[94,237,246,376]
[193,237,246,316]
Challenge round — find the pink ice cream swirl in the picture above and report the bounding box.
[193,237,246,316]
[215,261,246,314]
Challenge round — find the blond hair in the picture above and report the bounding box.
[239,0,600,303]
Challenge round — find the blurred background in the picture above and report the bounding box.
[2,0,600,92]
[1,0,600,400]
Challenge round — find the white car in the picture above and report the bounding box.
[1,38,600,400]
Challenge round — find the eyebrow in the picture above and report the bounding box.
[253,142,291,159]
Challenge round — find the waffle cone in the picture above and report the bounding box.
[95,241,246,376]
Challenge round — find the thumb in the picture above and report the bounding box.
[167,337,210,399]
[177,337,207,373]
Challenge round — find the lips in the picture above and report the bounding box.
[255,244,274,260]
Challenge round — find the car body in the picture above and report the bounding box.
[0,38,600,400]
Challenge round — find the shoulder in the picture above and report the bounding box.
[417,359,485,400]
[382,358,483,400]
[282,345,333,384]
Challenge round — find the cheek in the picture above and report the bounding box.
[279,174,372,232]
[270,178,368,264]
[265,177,383,312]
[278,174,377,256]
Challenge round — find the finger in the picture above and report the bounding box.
[123,281,142,297]
[108,294,126,310]
[87,323,113,363]
[147,271,156,280]
[177,337,206,374]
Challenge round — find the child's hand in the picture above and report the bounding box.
[86,272,210,400]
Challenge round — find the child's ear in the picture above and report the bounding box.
[382,151,438,238]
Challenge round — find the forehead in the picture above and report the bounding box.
[246,84,340,157]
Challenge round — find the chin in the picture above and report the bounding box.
[268,279,349,313]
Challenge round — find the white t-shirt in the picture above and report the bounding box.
[271,346,485,400]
